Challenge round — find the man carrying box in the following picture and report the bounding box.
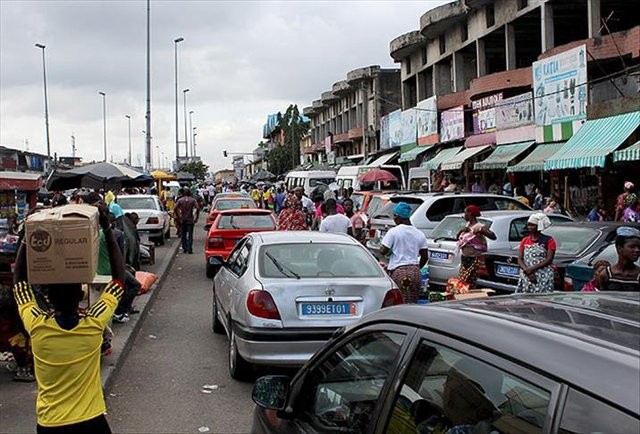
[13,203,125,433]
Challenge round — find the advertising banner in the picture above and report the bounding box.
[388,109,402,148]
[533,44,587,126]
[401,108,417,147]
[472,93,503,134]
[324,135,332,154]
[440,106,465,142]
[380,114,390,150]
[496,92,534,130]
[416,96,438,145]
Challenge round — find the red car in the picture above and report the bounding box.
[204,196,257,229]
[205,209,276,278]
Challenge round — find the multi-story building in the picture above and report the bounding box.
[302,65,401,167]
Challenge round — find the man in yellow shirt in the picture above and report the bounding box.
[13,203,125,433]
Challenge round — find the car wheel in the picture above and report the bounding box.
[158,234,165,246]
[229,328,251,381]
[206,263,216,279]
[212,287,224,334]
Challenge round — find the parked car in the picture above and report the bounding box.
[477,222,631,293]
[116,194,170,245]
[205,209,276,278]
[204,197,256,229]
[367,192,532,260]
[427,211,573,288]
[212,231,403,380]
[252,292,640,433]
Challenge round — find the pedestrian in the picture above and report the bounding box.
[319,199,353,235]
[174,187,200,254]
[532,187,544,210]
[379,202,428,304]
[581,260,610,292]
[343,198,367,244]
[471,175,485,193]
[13,202,125,433]
[502,177,513,197]
[544,200,560,214]
[293,186,314,213]
[456,205,496,288]
[274,186,286,214]
[276,194,308,231]
[515,213,557,293]
[614,181,635,221]
[622,193,640,223]
[488,179,501,195]
[597,226,640,291]
[587,197,607,221]
[513,187,530,206]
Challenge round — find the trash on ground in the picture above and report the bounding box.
[202,384,219,390]
[198,426,210,433]
[201,389,212,394]
[148,334,157,339]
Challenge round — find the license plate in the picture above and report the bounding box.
[301,302,356,316]
[496,264,520,278]
[430,251,450,261]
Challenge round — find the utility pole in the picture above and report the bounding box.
[71,134,76,159]
[145,0,152,172]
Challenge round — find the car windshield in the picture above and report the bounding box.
[214,199,254,210]
[544,226,600,255]
[430,217,492,241]
[374,199,421,219]
[117,197,157,210]
[309,178,335,188]
[217,214,274,230]
[350,193,365,211]
[259,243,383,278]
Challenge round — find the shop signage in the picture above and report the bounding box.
[324,135,332,154]
[400,108,417,147]
[496,92,534,130]
[232,156,244,179]
[440,106,465,142]
[388,109,402,148]
[380,114,390,150]
[472,92,503,134]
[416,96,438,145]
[533,44,587,126]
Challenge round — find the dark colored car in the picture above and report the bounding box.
[251,293,640,433]
[477,222,634,293]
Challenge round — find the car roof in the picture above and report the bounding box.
[214,196,254,202]
[117,194,156,199]
[356,292,640,413]
[441,210,570,220]
[251,230,360,245]
[216,209,272,215]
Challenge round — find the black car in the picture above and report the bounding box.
[477,222,638,293]
[252,293,640,433]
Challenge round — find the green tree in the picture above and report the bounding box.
[267,104,309,176]
[178,160,209,181]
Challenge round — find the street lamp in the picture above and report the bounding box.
[182,88,190,159]
[189,110,194,157]
[35,43,51,160]
[174,37,184,165]
[125,115,132,165]
[193,131,197,158]
[155,145,160,169]
[98,91,107,161]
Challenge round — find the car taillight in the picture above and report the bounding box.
[147,217,159,224]
[564,276,574,292]
[381,288,404,308]
[208,237,224,248]
[477,255,489,279]
[247,290,281,320]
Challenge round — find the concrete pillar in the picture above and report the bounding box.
[433,62,452,95]
[505,23,517,70]
[452,51,466,92]
[541,2,554,52]
[476,39,487,77]
[588,0,601,38]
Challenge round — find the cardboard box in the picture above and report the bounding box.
[444,289,495,300]
[25,204,99,284]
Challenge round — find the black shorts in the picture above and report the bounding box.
[37,414,111,434]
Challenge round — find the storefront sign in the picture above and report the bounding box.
[496,92,534,130]
[380,114,390,150]
[440,106,465,142]
[416,96,438,145]
[324,135,332,154]
[388,109,402,148]
[400,108,416,147]
[533,44,587,126]
[472,93,503,134]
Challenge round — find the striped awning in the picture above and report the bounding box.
[613,141,640,163]
[398,145,432,163]
[474,141,535,170]
[441,145,492,171]
[421,146,462,170]
[544,111,640,170]
[507,142,565,172]
[368,151,398,166]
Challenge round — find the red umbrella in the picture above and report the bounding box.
[358,168,398,183]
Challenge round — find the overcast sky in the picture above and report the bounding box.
[0,0,447,173]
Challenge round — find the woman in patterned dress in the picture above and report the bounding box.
[457,205,496,288]
[516,213,557,293]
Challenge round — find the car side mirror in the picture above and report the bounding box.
[252,375,290,410]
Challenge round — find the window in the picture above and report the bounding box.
[386,341,551,433]
[117,196,158,210]
[422,46,428,65]
[461,21,469,42]
[439,35,446,55]
[405,58,412,75]
[517,0,528,10]
[432,217,492,241]
[559,389,639,433]
[296,331,406,433]
[229,239,251,276]
[214,199,255,210]
[486,4,495,28]
[426,198,464,222]
[217,214,274,230]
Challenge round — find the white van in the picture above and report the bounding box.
[407,167,431,191]
[284,170,336,197]
[336,165,406,191]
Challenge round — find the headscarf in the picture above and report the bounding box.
[624,181,635,191]
[616,226,640,239]
[104,190,116,205]
[527,213,551,232]
[465,205,481,217]
[277,194,307,231]
[393,202,412,219]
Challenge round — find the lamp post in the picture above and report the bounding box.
[125,115,132,165]
[189,110,194,157]
[98,91,107,161]
[182,88,190,159]
[192,127,197,158]
[174,37,184,165]
[155,145,160,169]
[35,43,51,160]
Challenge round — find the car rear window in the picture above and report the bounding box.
[544,226,600,255]
[309,178,335,188]
[430,217,492,241]
[214,199,255,210]
[259,243,383,278]
[117,197,157,210]
[217,214,274,230]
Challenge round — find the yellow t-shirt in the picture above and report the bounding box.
[13,280,123,427]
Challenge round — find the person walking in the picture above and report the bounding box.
[319,199,353,236]
[276,194,308,231]
[379,202,428,303]
[174,187,200,254]
[614,181,635,221]
[343,198,367,244]
[13,203,125,433]
[587,197,608,221]
[456,205,496,288]
[515,213,557,293]
[623,193,640,223]
[597,226,640,291]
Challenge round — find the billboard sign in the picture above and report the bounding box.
[440,106,465,142]
[416,96,438,145]
[496,92,534,130]
[400,108,417,147]
[472,92,503,134]
[380,114,390,150]
[388,109,402,148]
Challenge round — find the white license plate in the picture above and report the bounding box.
[301,302,356,316]
[496,263,520,278]
[430,251,450,261]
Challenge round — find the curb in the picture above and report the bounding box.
[102,238,180,391]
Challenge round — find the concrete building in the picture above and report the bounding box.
[302,65,401,167]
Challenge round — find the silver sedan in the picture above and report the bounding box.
[212,231,402,380]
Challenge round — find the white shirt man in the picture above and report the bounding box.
[381,224,428,271]
[320,213,352,234]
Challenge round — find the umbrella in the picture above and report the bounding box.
[358,168,398,183]
[46,162,153,191]
[251,170,275,181]
[151,170,176,180]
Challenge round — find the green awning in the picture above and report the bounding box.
[613,141,640,162]
[474,141,535,170]
[544,111,640,170]
[398,145,431,163]
[507,142,565,172]
[441,145,492,171]
[421,146,462,170]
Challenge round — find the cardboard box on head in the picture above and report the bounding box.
[25,204,100,284]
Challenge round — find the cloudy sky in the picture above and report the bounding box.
[0,0,447,173]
